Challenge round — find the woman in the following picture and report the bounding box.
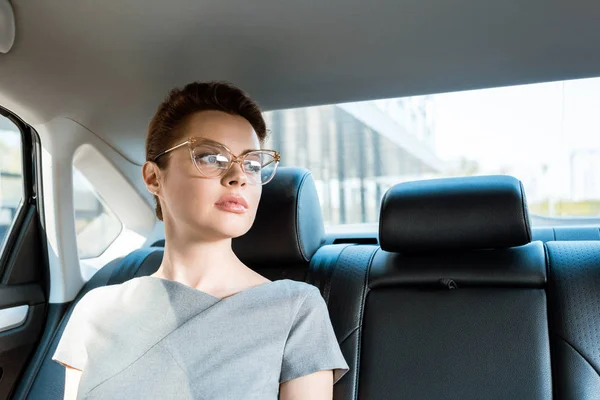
[53,81,349,399]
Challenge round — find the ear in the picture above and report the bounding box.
[142,161,162,197]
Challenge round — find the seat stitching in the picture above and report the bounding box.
[353,246,378,400]
[295,172,310,262]
[544,244,556,398]
[552,332,600,377]
[519,181,532,243]
[324,244,353,306]
[339,325,360,345]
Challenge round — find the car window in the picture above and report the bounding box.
[263,76,600,227]
[0,115,23,252]
[73,168,122,259]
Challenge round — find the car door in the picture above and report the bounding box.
[0,106,49,399]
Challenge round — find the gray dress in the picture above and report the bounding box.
[52,277,349,399]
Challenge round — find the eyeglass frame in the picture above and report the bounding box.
[152,137,281,185]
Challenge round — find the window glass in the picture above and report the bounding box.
[263,76,600,226]
[0,116,23,250]
[73,168,122,259]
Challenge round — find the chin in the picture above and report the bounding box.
[185,210,256,240]
[201,220,253,240]
[217,226,252,239]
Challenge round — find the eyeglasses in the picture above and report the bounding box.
[153,137,281,185]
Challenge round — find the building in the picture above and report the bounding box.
[263,96,443,225]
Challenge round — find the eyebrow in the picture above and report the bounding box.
[194,138,262,155]
[240,147,261,154]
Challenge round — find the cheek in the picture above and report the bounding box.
[188,180,220,207]
[165,175,214,212]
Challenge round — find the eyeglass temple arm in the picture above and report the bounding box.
[153,140,190,161]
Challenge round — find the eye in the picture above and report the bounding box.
[195,153,229,167]
[195,153,214,163]
[244,160,262,173]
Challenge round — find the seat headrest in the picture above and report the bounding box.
[379,175,531,253]
[232,167,325,267]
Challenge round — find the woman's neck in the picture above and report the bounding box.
[153,234,247,290]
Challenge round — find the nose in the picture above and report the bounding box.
[221,160,247,187]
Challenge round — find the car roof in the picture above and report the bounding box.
[2,0,600,164]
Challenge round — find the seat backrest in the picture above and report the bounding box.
[546,240,600,397]
[22,166,325,400]
[313,175,553,400]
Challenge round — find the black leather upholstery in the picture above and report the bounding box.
[370,241,546,288]
[313,242,553,400]
[360,288,552,399]
[311,175,553,399]
[307,244,378,400]
[233,167,325,268]
[546,241,600,398]
[361,244,552,399]
[533,226,600,242]
[379,175,531,253]
[107,247,164,285]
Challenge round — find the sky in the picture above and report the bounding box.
[433,76,600,167]
[428,76,600,201]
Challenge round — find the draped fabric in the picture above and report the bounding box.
[53,277,349,399]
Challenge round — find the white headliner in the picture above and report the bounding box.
[2,0,600,164]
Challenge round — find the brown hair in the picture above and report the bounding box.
[146,81,268,220]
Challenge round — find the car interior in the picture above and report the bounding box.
[1,0,600,399]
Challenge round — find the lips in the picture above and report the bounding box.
[215,195,249,214]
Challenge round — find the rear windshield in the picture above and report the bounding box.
[263,76,600,228]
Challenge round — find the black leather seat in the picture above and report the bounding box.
[310,175,553,399]
[546,241,600,397]
[21,167,325,399]
[20,169,600,400]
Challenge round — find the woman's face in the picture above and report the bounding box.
[146,110,263,241]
